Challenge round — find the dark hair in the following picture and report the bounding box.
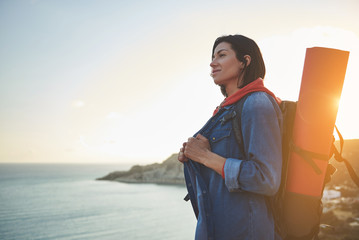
[212,35,266,96]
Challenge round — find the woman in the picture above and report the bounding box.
[178,35,283,240]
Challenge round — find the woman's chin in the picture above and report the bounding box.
[213,78,223,86]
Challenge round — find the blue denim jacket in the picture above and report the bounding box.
[184,92,283,240]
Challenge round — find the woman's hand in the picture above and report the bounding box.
[178,134,210,163]
[179,133,226,177]
[178,142,188,163]
[183,134,211,164]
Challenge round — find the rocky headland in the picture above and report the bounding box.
[96,153,184,185]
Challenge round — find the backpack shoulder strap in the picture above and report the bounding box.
[232,92,280,154]
[232,94,252,154]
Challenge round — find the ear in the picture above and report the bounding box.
[243,55,251,67]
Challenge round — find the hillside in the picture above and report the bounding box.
[96,153,184,185]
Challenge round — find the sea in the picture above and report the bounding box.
[0,163,196,240]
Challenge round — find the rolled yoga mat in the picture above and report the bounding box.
[286,47,349,197]
[282,47,349,238]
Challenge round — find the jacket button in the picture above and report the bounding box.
[212,137,215,141]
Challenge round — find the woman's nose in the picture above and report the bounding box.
[210,59,217,68]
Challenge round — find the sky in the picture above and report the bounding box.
[1,0,358,164]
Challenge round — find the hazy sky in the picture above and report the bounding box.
[1,0,358,164]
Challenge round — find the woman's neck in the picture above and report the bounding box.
[225,77,244,97]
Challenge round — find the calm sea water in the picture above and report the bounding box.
[0,164,196,240]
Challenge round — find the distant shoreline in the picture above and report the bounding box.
[96,153,185,185]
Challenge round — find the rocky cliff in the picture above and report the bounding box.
[96,153,185,185]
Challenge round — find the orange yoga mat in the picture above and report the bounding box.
[286,47,349,197]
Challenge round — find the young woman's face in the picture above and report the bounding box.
[210,42,244,87]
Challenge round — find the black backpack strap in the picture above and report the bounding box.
[290,142,329,174]
[232,92,281,154]
[331,126,359,188]
[231,94,251,154]
[184,193,190,201]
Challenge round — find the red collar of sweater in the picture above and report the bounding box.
[213,78,281,116]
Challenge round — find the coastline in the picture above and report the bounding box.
[96,153,185,185]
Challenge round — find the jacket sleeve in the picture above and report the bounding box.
[223,92,282,196]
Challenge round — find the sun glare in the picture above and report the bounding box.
[260,26,359,140]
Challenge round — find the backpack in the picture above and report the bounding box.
[232,93,359,240]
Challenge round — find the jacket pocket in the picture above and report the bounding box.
[209,128,231,157]
[209,128,231,143]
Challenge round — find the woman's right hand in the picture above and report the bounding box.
[178,142,189,163]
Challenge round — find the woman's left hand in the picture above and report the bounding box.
[184,134,226,176]
[184,134,211,164]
